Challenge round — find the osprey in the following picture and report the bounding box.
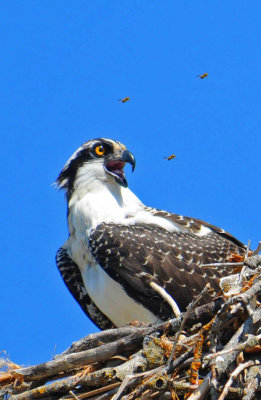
[56,138,245,329]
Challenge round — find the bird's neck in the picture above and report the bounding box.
[67,180,144,233]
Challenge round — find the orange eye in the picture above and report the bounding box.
[94,145,106,156]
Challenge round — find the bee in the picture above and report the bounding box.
[197,73,208,79]
[164,154,176,161]
[118,97,130,103]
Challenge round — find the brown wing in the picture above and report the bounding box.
[89,223,245,320]
[144,207,246,249]
[56,247,113,330]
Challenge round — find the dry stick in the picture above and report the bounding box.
[11,351,148,400]
[167,283,211,367]
[170,348,194,371]
[202,262,244,268]
[10,332,147,382]
[242,240,254,317]
[214,307,261,374]
[205,275,261,345]
[252,241,261,255]
[242,364,261,400]
[209,364,218,400]
[196,248,261,269]
[203,240,256,269]
[227,277,261,309]
[149,392,172,400]
[203,333,261,365]
[111,366,165,400]
[123,371,169,400]
[187,307,261,400]
[120,352,196,400]
[56,316,188,362]
[150,282,181,317]
[112,340,195,400]
[67,386,121,400]
[111,374,135,400]
[245,240,251,260]
[218,360,261,400]
[65,383,121,400]
[123,370,200,400]
[69,390,81,400]
[196,386,261,399]
[100,390,124,400]
[186,298,224,326]
[95,386,130,400]
[55,326,151,359]
[187,372,212,400]
[120,383,197,400]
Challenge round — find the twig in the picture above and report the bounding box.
[186,373,211,400]
[55,326,152,359]
[218,360,260,400]
[186,302,261,400]
[209,364,218,400]
[207,276,261,348]
[203,241,257,268]
[242,364,261,400]
[111,365,166,400]
[214,307,261,375]
[186,298,224,326]
[111,374,135,400]
[231,277,261,307]
[150,281,181,317]
[244,240,251,261]
[168,348,194,372]
[86,386,120,400]
[252,241,261,255]
[65,383,121,399]
[203,334,261,365]
[167,283,211,366]
[120,372,166,400]
[69,390,80,400]
[170,381,199,391]
[202,262,244,268]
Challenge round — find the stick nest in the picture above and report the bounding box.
[1,256,261,400]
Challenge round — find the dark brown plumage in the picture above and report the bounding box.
[89,217,245,320]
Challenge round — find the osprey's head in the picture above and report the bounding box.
[56,138,136,198]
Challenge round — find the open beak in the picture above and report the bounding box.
[105,150,136,187]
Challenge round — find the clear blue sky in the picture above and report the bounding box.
[1,1,261,366]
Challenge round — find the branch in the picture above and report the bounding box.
[218,360,261,400]
[11,332,146,383]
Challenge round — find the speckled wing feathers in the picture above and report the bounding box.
[56,248,113,330]
[144,207,245,248]
[89,223,245,320]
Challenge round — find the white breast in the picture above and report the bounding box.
[82,262,160,327]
